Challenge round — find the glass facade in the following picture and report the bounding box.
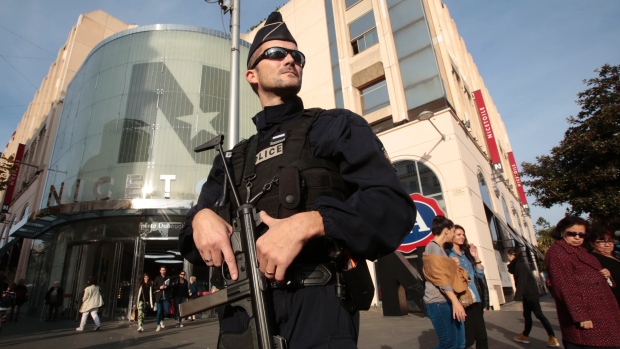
[26,25,261,320]
[386,0,445,110]
[43,25,261,208]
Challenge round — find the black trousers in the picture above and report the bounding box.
[47,304,61,320]
[465,302,488,349]
[522,294,555,336]
[219,285,359,349]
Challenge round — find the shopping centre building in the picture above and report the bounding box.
[1,0,540,320]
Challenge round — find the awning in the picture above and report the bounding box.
[0,237,22,258]
[497,219,545,260]
[10,199,191,240]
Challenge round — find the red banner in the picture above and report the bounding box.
[473,90,503,172]
[2,143,26,213]
[507,151,529,210]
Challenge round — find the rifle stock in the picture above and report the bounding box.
[181,135,286,349]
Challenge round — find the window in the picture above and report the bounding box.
[349,11,378,55]
[345,0,361,9]
[477,171,493,209]
[394,160,445,212]
[360,79,389,114]
[501,196,513,228]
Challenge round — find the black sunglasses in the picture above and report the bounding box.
[250,47,306,69]
[564,231,588,239]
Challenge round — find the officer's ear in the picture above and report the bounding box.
[246,69,259,94]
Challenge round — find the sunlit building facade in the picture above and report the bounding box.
[257,0,539,310]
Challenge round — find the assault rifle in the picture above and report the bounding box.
[179,134,286,349]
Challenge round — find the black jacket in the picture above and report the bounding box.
[152,275,170,302]
[171,277,190,298]
[508,255,539,301]
[179,96,416,265]
[44,286,64,307]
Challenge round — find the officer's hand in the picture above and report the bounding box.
[192,208,238,280]
[256,211,324,282]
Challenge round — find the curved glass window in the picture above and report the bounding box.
[394,160,445,212]
[477,171,493,208]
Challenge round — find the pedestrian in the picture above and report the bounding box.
[171,270,189,328]
[76,276,103,331]
[44,281,64,322]
[9,279,27,322]
[422,215,469,349]
[588,227,620,307]
[187,276,198,321]
[135,273,153,333]
[545,216,620,348]
[152,265,170,331]
[179,11,416,349]
[446,225,488,349]
[507,247,559,346]
[0,285,16,331]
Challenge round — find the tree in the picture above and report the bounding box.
[521,64,620,230]
[534,217,555,256]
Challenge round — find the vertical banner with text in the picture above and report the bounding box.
[507,151,529,210]
[2,143,26,213]
[473,90,503,172]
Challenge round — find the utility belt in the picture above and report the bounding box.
[269,259,375,313]
[270,263,335,289]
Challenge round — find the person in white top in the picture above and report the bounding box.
[76,276,104,331]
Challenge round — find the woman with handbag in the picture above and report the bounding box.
[446,225,488,349]
[76,276,104,331]
[422,215,470,349]
[136,273,153,333]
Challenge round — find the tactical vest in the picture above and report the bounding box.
[222,108,350,264]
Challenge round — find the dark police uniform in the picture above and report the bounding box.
[179,96,415,348]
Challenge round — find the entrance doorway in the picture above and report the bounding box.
[63,239,137,321]
[61,237,209,322]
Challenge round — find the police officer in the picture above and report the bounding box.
[179,12,416,349]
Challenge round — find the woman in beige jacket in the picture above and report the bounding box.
[76,276,104,331]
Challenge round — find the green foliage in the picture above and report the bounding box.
[534,217,555,257]
[521,64,620,230]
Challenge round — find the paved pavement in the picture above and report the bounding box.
[0,296,563,348]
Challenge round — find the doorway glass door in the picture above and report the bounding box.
[63,239,137,320]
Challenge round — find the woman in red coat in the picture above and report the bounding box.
[546,216,620,349]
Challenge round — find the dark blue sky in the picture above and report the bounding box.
[1,0,619,225]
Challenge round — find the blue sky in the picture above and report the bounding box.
[1,1,619,227]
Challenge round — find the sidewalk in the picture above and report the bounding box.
[0,296,562,348]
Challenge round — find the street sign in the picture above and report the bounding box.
[397,193,445,254]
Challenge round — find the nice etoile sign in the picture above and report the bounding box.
[397,193,445,254]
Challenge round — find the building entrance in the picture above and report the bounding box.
[61,237,204,322]
[63,239,137,321]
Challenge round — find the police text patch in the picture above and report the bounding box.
[256,143,283,164]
